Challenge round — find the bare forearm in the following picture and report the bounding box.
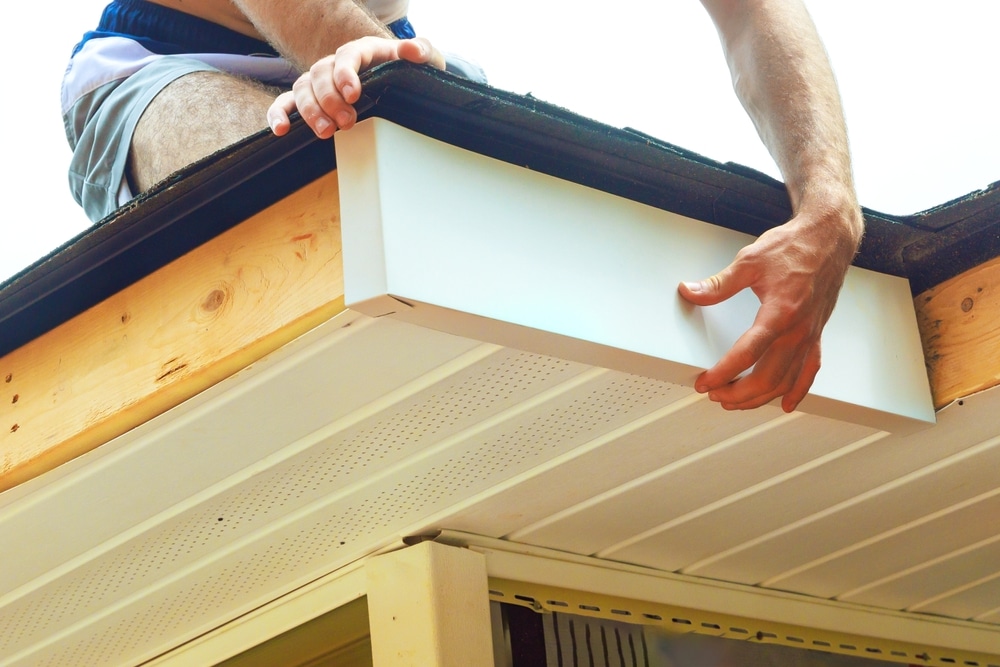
[681,0,864,413]
[233,0,393,70]
[701,0,862,245]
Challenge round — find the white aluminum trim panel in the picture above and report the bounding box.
[335,117,935,431]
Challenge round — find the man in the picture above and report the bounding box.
[62,0,482,221]
[63,0,863,414]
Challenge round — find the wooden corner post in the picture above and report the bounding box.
[365,541,494,666]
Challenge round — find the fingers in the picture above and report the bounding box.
[686,257,820,411]
[397,37,447,71]
[267,91,296,136]
[688,258,786,393]
[302,57,352,136]
[782,341,821,412]
[695,313,822,412]
[712,341,819,412]
[333,37,444,99]
[696,318,781,393]
[266,56,348,139]
[680,197,857,413]
[706,342,806,410]
[268,37,447,139]
[695,288,817,402]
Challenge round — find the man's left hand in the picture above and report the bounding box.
[678,199,862,412]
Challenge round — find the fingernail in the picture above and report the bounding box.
[268,116,280,134]
[342,84,355,100]
[708,392,720,402]
[695,384,708,394]
[683,281,704,294]
[315,117,331,135]
[335,111,352,128]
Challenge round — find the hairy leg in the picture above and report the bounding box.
[128,71,281,192]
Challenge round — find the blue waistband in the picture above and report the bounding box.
[73,0,416,57]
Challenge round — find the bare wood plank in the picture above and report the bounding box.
[915,254,1000,409]
[0,172,344,491]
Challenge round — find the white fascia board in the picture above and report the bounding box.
[336,118,934,432]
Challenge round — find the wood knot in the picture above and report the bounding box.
[4,373,11,383]
[10,424,19,433]
[203,289,227,313]
[11,394,18,404]
[121,312,131,325]
[961,297,974,313]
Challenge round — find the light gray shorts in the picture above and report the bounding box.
[64,56,223,222]
[62,33,300,222]
[62,37,484,223]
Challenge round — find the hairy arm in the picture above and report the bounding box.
[679,0,864,412]
[233,0,393,70]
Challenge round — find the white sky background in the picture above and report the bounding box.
[2,1,997,282]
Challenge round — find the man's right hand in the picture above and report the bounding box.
[267,36,445,139]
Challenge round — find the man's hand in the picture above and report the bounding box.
[691,0,865,411]
[679,195,862,412]
[268,36,445,138]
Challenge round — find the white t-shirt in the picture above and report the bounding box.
[366,0,409,24]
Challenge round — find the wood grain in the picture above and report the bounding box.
[915,254,1000,409]
[0,172,344,491]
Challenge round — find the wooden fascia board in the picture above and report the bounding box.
[0,121,334,360]
[915,254,1000,408]
[0,172,345,492]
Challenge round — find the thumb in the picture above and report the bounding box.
[677,264,747,306]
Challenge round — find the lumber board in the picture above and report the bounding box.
[915,254,1000,409]
[0,172,344,492]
